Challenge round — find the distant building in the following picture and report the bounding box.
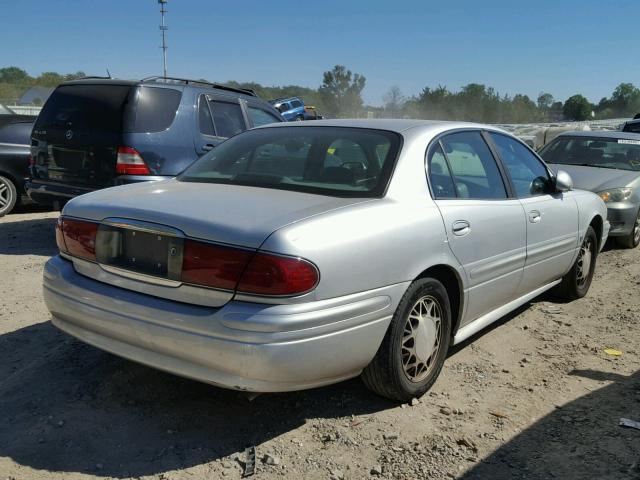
[18,86,54,105]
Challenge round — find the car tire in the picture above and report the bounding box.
[616,208,640,249]
[295,115,304,121]
[362,277,451,401]
[554,225,598,300]
[0,175,17,217]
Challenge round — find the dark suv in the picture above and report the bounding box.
[27,76,283,206]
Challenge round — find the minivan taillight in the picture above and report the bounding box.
[116,146,150,175]
[181,239,319,296]
[57,218,98,261]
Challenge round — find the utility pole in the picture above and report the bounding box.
[158,0,168,78]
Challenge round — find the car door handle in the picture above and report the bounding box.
[529,210,541,223]
[202,144,215,151]
[452,220,471,236]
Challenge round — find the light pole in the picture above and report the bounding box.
[158,0,168,78]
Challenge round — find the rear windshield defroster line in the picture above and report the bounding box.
[178,126,403,198]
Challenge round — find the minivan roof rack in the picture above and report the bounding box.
[78,76,114,80]
[140,76,257,97]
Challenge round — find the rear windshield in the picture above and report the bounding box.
[178,126,402,197]
[34,84,131,133]
[539,136,640,172]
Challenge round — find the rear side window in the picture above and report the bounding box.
[248,107,280,127]
[290,100,303,108]
[127,86,182,133]
[35,84,131,133]
[427,144,456,198]
[209,100,245,138]
[198,95,216,136]
[623,122,640,133]
[440,131,507,199]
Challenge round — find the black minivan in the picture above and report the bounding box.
[27,76,283,206]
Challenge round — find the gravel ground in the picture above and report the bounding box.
[1,207,639,480]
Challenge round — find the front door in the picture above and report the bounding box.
[487,132,579,294]
[428,131,527,324]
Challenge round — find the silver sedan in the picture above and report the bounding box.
[539,131,640,249]
[43,120,608,400]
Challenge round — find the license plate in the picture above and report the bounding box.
[95,225,183,280]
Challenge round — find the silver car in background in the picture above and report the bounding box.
[540,131,640,249]
[43,120,608,401]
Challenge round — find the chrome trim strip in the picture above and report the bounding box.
[0,142,29,148]
[99,264,182,287]
[102,217,185,237]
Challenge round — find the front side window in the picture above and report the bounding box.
[179,126,401,197]
[248,106,280,127]
[290,100,303,108]
[539,136,640,172]
[439,131,507,199]
[490,132,551,197]
[209,100,245,138]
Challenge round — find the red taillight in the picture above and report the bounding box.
[116,146,150,175]
[182,240,253,290]
[59,218,98,261]
[181,239,319,296]
[237,252,319,296]
[55,217,67,253]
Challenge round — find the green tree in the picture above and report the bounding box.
[0,66,31,84]
[382,86,405,118]
[318,65,366,118]
[36,71,65,87]
[537,92,554,110]
[563,94,592,121]
[610,83,640,116]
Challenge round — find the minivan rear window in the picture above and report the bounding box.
[126,86,182,133]
[34,84,131,134]
[178,126,401,197]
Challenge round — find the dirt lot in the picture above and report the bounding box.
[1,207,639,480]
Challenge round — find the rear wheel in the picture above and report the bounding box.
[617,208,640,249]
[362,278,451,401]
[0,175,17,217]
[555,226,597,300]
[295,115,304,121]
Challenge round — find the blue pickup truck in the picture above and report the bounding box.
[269,97,323,121]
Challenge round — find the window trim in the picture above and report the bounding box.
[197,93,218,138]
[485,130,556,198]
[425,128,514,201]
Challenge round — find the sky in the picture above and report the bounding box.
[2,0,639,106]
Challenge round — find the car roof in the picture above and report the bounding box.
[256,118,507,135]
[58,77,258,99]
[556,130,640,140]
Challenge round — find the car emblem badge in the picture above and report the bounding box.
[169,247,177,257]
[65,129,74,140]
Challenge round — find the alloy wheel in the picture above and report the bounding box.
[402,295,442,383]
[0,178,13,213]
[634,210,640,246]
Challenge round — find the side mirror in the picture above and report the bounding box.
[554,169,573,192]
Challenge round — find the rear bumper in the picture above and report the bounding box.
[43,255,403,392]
[26,176,170,204]
[606,203,639,236]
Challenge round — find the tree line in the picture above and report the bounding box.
[2,65,639,122]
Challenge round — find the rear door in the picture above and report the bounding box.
[194,94,247,156]
[31,84,131,189]
[487,131,579,293]
[428,130,527,323]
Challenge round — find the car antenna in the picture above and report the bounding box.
[106,68,112,79]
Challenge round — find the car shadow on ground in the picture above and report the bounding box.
[0,321,396,478]
[460,368,640,479]
[0,215,57,256]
